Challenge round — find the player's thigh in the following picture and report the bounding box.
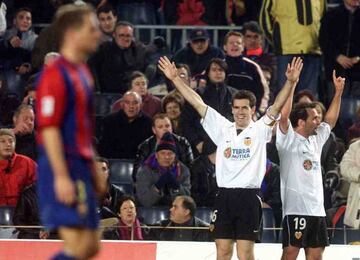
[236,239,255,260]
[215,239,234,260]
[305,247,324,260]
[281,245,301,260]
[59,227,100,252]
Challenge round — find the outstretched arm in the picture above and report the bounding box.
[158,56,207,118]
[324,70,345,129]
[270,57,303,123]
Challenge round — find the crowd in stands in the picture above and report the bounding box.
[1,0,360,243]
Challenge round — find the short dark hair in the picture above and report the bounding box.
[13,104,33,118]
[96,3,116,16]
[205,58,228,76]
[115,20,134,30]
[290,102,317,127]
[232,90,257,108]
[95,156,109,168]
[53,4,95,48]
[129,71,148,90]
[152,113,170,127]
[177,195,196,217]
[161,95,183,113]
[15,7,32,17]
[243,21,263,35]
[116,195,136,212]
[293,90,316,104]
[223,31,243,45]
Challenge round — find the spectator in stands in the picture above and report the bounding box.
[0,128,36,206]
[340,138,360,229]
[96,3,117,44]
[0,0,6,36]
[150,195,210,241]
[260,0,325,96]
[190,141,217,207]
[12,104,37,160]
[242,21,277,92]
[98,91,152,159]
[0,7,37,97]
[180,58,236,156]
[226,0,262,26]
[161,94,183,134]
[103,195,146,240]
[133,114,193,180]
[348,106,360,142]
[111,71,161,118]
[88,21,150,94]
[319,0,360,103]
[293,90,316,105]
[223,30,269,112]
[96,157,124,219]
[172,29,224,76]
[135,132,191,207]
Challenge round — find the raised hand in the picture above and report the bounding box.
[332,70,345,93]
[158,56,178,81]
[285,57,303,83]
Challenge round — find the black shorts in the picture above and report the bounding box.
[210,188,262,241]
[282,215,329,248]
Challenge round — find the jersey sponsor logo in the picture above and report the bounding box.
[41,96,55,117]
[303,159,313,171]
[244,137,252,146]
[223,147,251,160]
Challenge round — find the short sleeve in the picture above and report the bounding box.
[36,66,66,129]
[315,122,331,147]
[276,120,295,152]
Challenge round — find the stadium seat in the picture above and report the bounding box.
[195,207,213,224]
[113,183,134,195]
[137,207,169,225]
[95,115,103,140]
[0,206,17,239]
[94,93,122,116]
[109,159,134,184]
[261,207,277,243]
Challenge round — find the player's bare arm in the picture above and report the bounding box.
[270,57,303,120]
[324,70,345,129]
[158,56,207,118]
[41,127,76,206]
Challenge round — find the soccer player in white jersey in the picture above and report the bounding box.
[158,56,303,260]
[276,70,345,260]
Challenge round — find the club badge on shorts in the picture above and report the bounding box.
[303,159,313,171]
[295,231,302,240]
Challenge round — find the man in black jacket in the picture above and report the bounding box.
[133,113,193,181]
[179,58,236,156]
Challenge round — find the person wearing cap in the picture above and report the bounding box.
[0,128,37,206]
[135,132,191,207]
[172,28,224,77]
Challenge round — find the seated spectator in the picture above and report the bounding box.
[0,7,37,97]
[111,71,161,118]
[96,4,117,44]
[88,21,150,94]
[339,139,360,229]
[103,195,146,240]
[348,106,360,142]
[172,29,224,76]
[190,142,217,207]
[161,94,183,134]
[223,30,269,111]
[135,132,191,207]
[96,157,124,218]
[98,91,152,159]
[149,195,210,241]
[133,114,193,180]
[12,104,37,160]
[180,58,236,156]
[13,183,55,239]
[0,128,36,206]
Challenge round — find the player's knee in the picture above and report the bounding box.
[216,245,233,260]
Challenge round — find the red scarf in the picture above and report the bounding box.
[245,47,263,57]
[118,218,144,240]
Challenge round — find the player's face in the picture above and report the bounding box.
[114,25,133,49]
[14,11,32,32]
[243,30,262,50]
[13,108,35,133]
[156,150,176,168]
[304,108,321,135]
[123,94,141,120]
[119,200,136,224]
[190,39,209,55]
[208,63,226,84]
[98,11,117,34]
[224,35,243,57]
[170,197,189,224]
[165,102,181,120]
[152,118,173,140]
[75,13,101,54]
[131,76,148,96]
[232,99,256,129]
[0,135,15,160]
